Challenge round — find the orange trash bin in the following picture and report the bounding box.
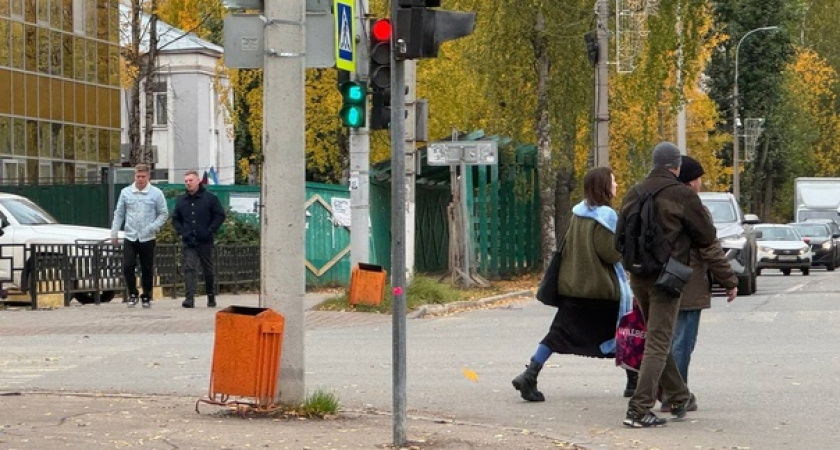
[348,263,387,306]
[206,306,285,410]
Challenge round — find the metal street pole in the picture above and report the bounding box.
[732,25,779,202]
[594,0,610,167]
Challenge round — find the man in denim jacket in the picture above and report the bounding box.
[111,164,169,308]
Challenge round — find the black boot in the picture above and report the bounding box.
[207,295,216,308]
[182,297,194,308]
[624,370,638,398]
[512,359,545,402]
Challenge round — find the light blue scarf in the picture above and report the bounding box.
[571,200,633,355]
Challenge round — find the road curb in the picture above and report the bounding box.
[408,289,533,319]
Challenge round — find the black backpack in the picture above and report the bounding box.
[617,183,675,276]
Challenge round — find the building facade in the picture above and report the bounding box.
[0,0,121,184]
[119,9,234,185]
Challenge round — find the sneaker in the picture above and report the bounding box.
[623,411,667,428]
[127,294,139,308]
[669,393,697,419]
[141,294,151,309]
[207,295,216,308]
[182,298,195,308]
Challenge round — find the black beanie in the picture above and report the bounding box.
[677,155,705,183]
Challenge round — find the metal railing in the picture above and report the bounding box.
[0,243,260,309]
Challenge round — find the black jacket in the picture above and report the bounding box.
[172,185,226,247]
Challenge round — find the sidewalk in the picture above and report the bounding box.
[1,290,561,450]
[1,391,576,449]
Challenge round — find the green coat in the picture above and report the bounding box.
[557,214,623,301]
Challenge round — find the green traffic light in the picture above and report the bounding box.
[339,81,366,128]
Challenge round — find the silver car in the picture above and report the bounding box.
[698,192,761,295]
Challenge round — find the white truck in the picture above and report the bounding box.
[794,177,840,223]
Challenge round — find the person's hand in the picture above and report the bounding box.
[110,237,119,245]
[725,286,738,302]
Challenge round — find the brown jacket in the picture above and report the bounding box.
[616,168,719,279]
[681,243,738,310]
[557,214,623,301]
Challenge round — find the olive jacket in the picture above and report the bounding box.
[557,213,623,301]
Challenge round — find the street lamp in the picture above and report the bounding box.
[733,26,779,202]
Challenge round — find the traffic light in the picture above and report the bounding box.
[395,0,476,60]
[369,18,392,130]
[339,81,366,128]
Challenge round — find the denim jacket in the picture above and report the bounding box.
[111,183,169,242]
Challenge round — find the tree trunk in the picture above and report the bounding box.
[141,2,159,166]
[532,12,556,266]
[128,0,142,166]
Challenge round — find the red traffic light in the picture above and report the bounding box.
[371,18,391,42]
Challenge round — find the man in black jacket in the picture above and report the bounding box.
[173,170,226,308]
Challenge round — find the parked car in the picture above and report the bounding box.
[0,192,123,303]
[789,222,840,270]
[754,224,812,276]
[698,192,760,294]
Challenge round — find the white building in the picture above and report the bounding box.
[119,6,234,185]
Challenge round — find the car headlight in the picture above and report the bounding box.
[759,246,774,253]
[822,241,832,250]
[799,247,810,255]
[720,234,747,248]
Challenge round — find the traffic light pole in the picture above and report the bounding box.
[389,12,409,446]
[349,6,371,268]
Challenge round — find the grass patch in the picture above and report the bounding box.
[299,389,340,418]
[314,273,539,314]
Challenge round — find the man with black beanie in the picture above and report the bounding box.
[656,155,738,412]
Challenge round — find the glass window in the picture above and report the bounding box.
[38,161,51,182]
[84,0,93,36]
[0,116,10,155]
[10,21,23,68]
[24,0,33,23]
[51,122,62,158]
[10,0,21,18]
[74,125,86,160]
[0,195,59,224]
[61,0,70,31]
[73,36,83,80]
[12,118,24,156]
[63,123,74,159]
[24,24,36,71]
[49,0,59,28]
[108,44,118,86]
[36,26,48,73]
[0,0,9,17]
[85,37,96,82]
[50,30,60,75]
[62,33,71,76]
[0,19,9,66]
[37,121,49,157]
[51,160,64,182]
[108,1,116,43]
[154,92,168,125]
[95,0,105,40]
[87,127,96,160]
[35,0,46,24]
[98,128,107,161]
[96,40,107,84]
[110,129,119,162]
[26,158,36,183]
[0,69,8,114]
[25,119,36,157]
[2,160,23,184]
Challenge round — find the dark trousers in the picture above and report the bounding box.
[183,243,215,299]
[123,239,156,298]
[627,276,690,415]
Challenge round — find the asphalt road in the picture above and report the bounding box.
[1,270,839,449]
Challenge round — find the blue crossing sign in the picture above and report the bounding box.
[334,0,355,71]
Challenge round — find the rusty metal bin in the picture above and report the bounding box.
[349,263,387,306]
[207,306,285,409]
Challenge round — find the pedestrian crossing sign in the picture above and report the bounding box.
[334,0,355,72]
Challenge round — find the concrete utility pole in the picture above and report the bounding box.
[676,0,686,154]
[404,60,417,279]
[594,0,610,167]
[261,0,306,404]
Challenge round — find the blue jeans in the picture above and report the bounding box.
[671,310,701,383]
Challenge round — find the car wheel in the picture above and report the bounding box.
[802,267,810,276]
[73,291,117,305]
[782,269,791,276]
[756,268,762,276]
[827,262,835,271]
